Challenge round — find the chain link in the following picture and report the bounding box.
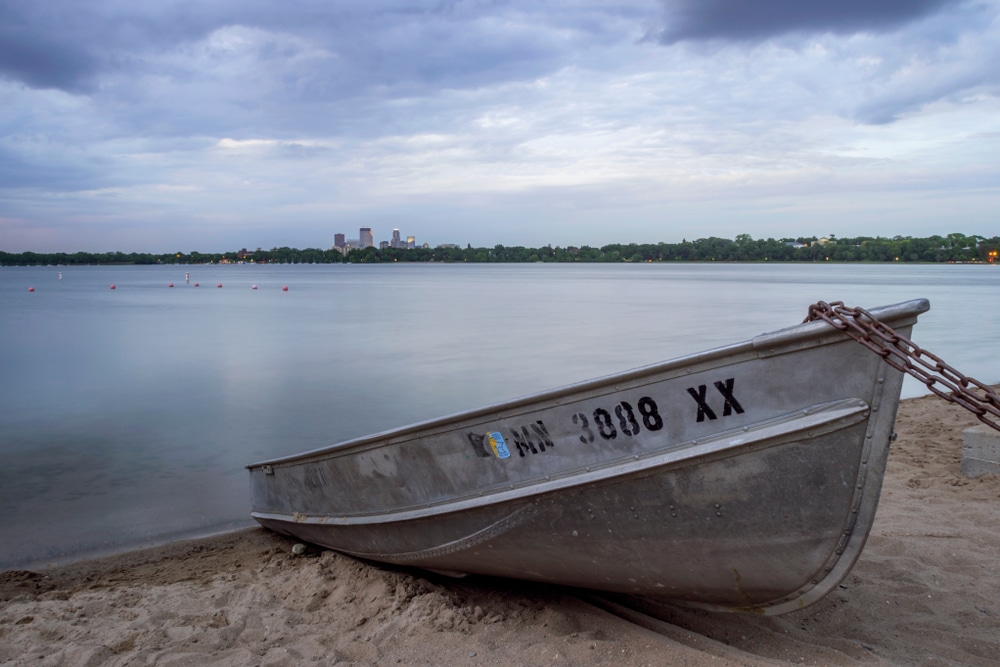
[805,301,1000,433]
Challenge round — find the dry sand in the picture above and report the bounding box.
[2,392,999,666]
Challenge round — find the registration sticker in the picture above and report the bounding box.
[486,431,511,459]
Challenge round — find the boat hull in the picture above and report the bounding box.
[249,299,929,614]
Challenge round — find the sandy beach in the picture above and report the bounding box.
[2,391,999,666]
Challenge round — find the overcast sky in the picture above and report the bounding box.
[2,0,998,252]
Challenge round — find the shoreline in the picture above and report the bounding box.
[2,521,257,575]
[3,392,999,666]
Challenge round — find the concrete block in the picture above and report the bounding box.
[961,424,1000,478]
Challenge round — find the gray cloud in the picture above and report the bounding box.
[1,0,998,252]
[656,0,967,43]
[0,3,100,92]
[0,1,615,96]
[0,144,104,190]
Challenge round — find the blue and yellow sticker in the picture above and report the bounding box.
[486,431,511,459]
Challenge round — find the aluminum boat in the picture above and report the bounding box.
[248,299,929,615]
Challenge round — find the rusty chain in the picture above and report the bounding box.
[805,301,1000,433]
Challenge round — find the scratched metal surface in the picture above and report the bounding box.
[249,299,927,614]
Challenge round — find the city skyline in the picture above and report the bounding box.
[2,1,998,253]
[331,226,422,253]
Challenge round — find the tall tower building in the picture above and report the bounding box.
[360,227,373,248]
[333,233,345,249]
[391,228,401,248]
[406,235,415,249]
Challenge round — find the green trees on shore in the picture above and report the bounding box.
[2,233,997,266]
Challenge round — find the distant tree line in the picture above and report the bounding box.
[2,233,998,266]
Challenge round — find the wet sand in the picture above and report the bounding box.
[2,391,999,666]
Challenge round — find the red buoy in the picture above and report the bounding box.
[168,283,174,288]
[251,284,258,290]
[217,283,223,288]
[194,283,200,287]
[110,284,116,290]
[28,287,35,292]
[282,286,288,291]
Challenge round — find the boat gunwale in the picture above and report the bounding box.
[250,396,870,526]
[247,298,929,470]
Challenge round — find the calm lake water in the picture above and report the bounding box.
[1,262,998,570]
